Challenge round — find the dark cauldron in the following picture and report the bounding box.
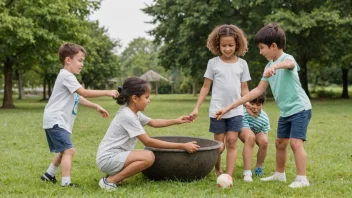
[142,136,223,181]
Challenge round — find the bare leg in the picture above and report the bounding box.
[61,148,75,177]
[214,133,225,176]
[52,153,63,167]
[225,132,239,176]
[255,133,268,168]
[290,138,306,175]
[107,150,155,184]
[275,138,289,173]
[238,128,255,171]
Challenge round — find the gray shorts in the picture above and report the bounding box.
[98,151,131,176]
[45,124,73,153]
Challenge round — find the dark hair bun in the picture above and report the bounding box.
[117,86,123,93]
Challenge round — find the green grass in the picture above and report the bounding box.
[0,94,352,197]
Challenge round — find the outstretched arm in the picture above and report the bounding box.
[138,133,200,153]
[76,87,119,98]
[215,80,269,120]
[79,96,109,118]
[190,78,212,121]
[147,115,191,128]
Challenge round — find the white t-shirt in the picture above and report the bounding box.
[96,106,151,166]
[43,69,82,133]
[204,56,251,118]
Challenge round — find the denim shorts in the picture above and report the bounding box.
[45,124,73,153]
[209,115,243,134]
[277,109,312,141]
[98,151,131,176]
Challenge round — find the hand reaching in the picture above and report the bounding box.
[184,141,200,153]
[214,106,231,120]
[263,65,277,78]
[176,115,192,124]
[108,90,119,98]
[96,105,109,118]
[189,109,198,121]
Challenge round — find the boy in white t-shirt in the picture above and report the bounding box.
[41,43,118,187]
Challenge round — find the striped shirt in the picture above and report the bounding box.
[243,108,270,134]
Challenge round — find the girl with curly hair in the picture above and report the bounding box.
[190,24,252,182]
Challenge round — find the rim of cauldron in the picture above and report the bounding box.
[144,136,223,152]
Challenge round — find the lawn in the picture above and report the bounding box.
[0,94,351,197]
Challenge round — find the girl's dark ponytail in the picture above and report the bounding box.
[114,77,150,106]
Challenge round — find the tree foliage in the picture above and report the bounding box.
[144,0,352,97]
[0,0,101,108]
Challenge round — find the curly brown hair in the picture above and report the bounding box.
[207,24,248,56]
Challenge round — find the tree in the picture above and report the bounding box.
[144,0,352,98]
[0,0,99,108]
[80,21,121,89]
[120,37,164,78]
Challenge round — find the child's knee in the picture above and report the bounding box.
[244,135,255,145]
[226,138,238,149]
[289,139,303,150]
[275,139,288,149]
[145,150,155,166]
[63,148,75,156]
[259,139,268,150]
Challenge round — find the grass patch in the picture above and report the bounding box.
[0,94,351,197]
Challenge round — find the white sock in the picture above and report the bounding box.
[243,170,252,176]
[46,163,58,176]
[62,176,71,185]
[296,175,307,181]
[275,172,285,176]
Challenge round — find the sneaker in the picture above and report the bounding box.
[244,175,253,182]
[288,179,310,188]
[255,167,263,176]
[41,172,57,184]
[61,183,79,187]
[99,177,118,192]
[260,173,286,182]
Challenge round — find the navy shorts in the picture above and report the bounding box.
[45,124,73,153]
[277,110,312,141]
[209,115,243,134]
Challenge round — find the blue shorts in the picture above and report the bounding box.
[277,110,312,141]
[209,116,243,134]
[45,124,73,153]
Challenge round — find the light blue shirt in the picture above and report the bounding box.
[261,53,311,117]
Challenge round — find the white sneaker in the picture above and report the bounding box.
[288,179,310,188]
[99,177,118,191]
[260,173,286,182]
[244,175,253,182]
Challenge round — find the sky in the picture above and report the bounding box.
[90,0,155,52]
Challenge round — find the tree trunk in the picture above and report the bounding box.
[2,58,15,108]
[42,78,47,100]
[17,70,23,100]
[298,57,311,98]
[192,81,197,96]
[341,68,349,98]
[48,78,52,98]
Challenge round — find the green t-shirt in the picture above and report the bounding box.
[261,53,311,117]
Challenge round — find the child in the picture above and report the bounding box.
[189,24,251,178]
[41,43,118,187]
[96,77,200,191]
[215,23,312,188]
[240,92,270,182]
